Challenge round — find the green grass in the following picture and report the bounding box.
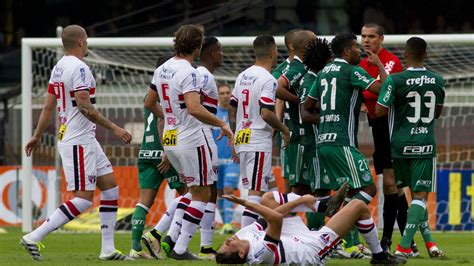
[1,226,473,265]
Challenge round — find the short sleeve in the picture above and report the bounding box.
[180,69,200,94]
[351,66,376,90]
[436,77,445,105]
[307,77,320,100]
[71,64,93,92]
[299,72,317,103]
[377,75,395,108]
[281,61,306,89]
[260,78,277,109]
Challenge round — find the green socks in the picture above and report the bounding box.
[400,199,426,249]
[419,208,435,244]
[131,204,148,251]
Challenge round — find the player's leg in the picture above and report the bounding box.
[171,145,213,260]
[280,139,292,193]
[216,163,226,230]
[307,152,331,230]
[239,151,271,227]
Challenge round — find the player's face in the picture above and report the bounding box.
[271,45,278,67]
[361,26,383,54]
[79,34,88,57]
[218,85,231,105]
[214,42,224,67]
[218,236,247,257]
[349,40,361,65]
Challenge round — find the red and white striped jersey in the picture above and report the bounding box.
[231,65,277,153]
[151,57,206,150]
[197,66,218,131]
[47,55,96,146]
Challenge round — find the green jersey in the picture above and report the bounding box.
[308,58,376,147]
[138,107,164,163]
[272,58,290,79]
[299,70,318,148]
[281,56,307,142]
[377,67,445,158]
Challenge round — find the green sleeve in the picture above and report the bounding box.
[282,61,306,89]
[272,62,284,79]
[350,66,376,90]
[377,75,395,108]
[436,76,445,105]
[299,73,317,102]
[307,76,320,100]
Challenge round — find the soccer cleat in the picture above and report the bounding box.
[20,235,44,261]
[357,243,372,256]
[344,245,371,259]
[331,245,352,259]
[394,244,412,258]
[129,249,154,259]
[160,235,176,258]
[370,252,407,264]
[410,241,420,257]
[380,236,392,254]
[220,223,235,235]
[169,250,199,260]
[426,242,444,258]
[99,250,134,260]
[141,231,161,259]
[326,182,349,217]
[198,246,217,260]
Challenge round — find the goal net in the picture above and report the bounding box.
[8,34,473,232]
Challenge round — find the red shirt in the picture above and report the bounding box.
[359,48,403,120]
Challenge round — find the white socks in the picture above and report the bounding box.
[99,186,119,255]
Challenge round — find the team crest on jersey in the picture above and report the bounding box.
[292,236,300,242]
[242,177,249,186]
[362,171,372,182]
[323,174,330,184]
[88,175,97,184]
[319,233,330,244]
[184,176,195,184]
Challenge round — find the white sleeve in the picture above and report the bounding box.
[260,77,277,106]
[72,64,93,92]
[180,68,200,94]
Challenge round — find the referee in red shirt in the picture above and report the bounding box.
[359,23,418,255]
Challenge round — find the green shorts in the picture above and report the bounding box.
[393,157,437,192]
[318,145,373,189]
[281,143,299,180]
[137,160,184,190]
[288,143,315,190]
[313,150,334,190]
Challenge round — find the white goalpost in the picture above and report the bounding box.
[20,34,474,232]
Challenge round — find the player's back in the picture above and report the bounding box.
[315,59,375,147]
[386,68,445,158]
[153,57,205,150]
[49,55,96,146]
[232,65,277,153]
[138,104,164,162]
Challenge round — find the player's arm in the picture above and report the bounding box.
[75,90,132,144]
[228,102,237,132]
[275,99,284,122]
[300,101,319,124]
[365,50,388,95]
[435,83,445,119]
[144,88,164,119]
[260,80,290,148]
[223,195,283,241]
[275,77,298,104]
[25,92,57,156]
[375,76,395,118]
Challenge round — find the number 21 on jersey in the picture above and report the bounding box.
[320,78,337,111]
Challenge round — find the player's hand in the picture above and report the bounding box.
[300,194,317,211]
[218,124,234,146]
[113,127,132,144]
[25,136,40,157]
[222,195,246,206]
[157,153,171,173]
[232,148,240,164]
[367,50,382,67]
[281,127,290,149]
[360,103,368,113]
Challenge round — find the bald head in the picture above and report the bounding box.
[284,29,301,51]
[61,25,87,50]
[293,30,316,54]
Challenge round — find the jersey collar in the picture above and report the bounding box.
[294,55,303,62]
[334,58,348,64]
[407,66,427,71]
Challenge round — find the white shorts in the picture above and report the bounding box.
[238,151,272,192]
[165,144,215,187]
[203,128,218,181]
[281,217,342,265]
[58,140,113,191]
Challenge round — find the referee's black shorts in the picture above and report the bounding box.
[369,116,392,175]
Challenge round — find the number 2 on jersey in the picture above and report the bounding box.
[242,89,250,119]
[320,78,337,111]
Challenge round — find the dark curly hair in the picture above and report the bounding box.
[331,32,357,58]
[303,38,332,72]
[174,24,205,56]
[215,250,246,264]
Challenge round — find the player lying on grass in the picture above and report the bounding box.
[215,183,406,265]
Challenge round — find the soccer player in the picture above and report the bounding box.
[214,84,240,234]
[359,23,416,254]
[272,29,300,193]
[215,185,406,265]
[299,37,334,231]
[229,34,290,227]
[129,55,187,259]
[21,25,132,261]
[195,36,224,259]
[376,37,445,258]
[152,24,233,260]
[275,30,316,196]
[304,32,387,257]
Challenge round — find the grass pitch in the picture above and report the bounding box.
[1,227,473,265]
